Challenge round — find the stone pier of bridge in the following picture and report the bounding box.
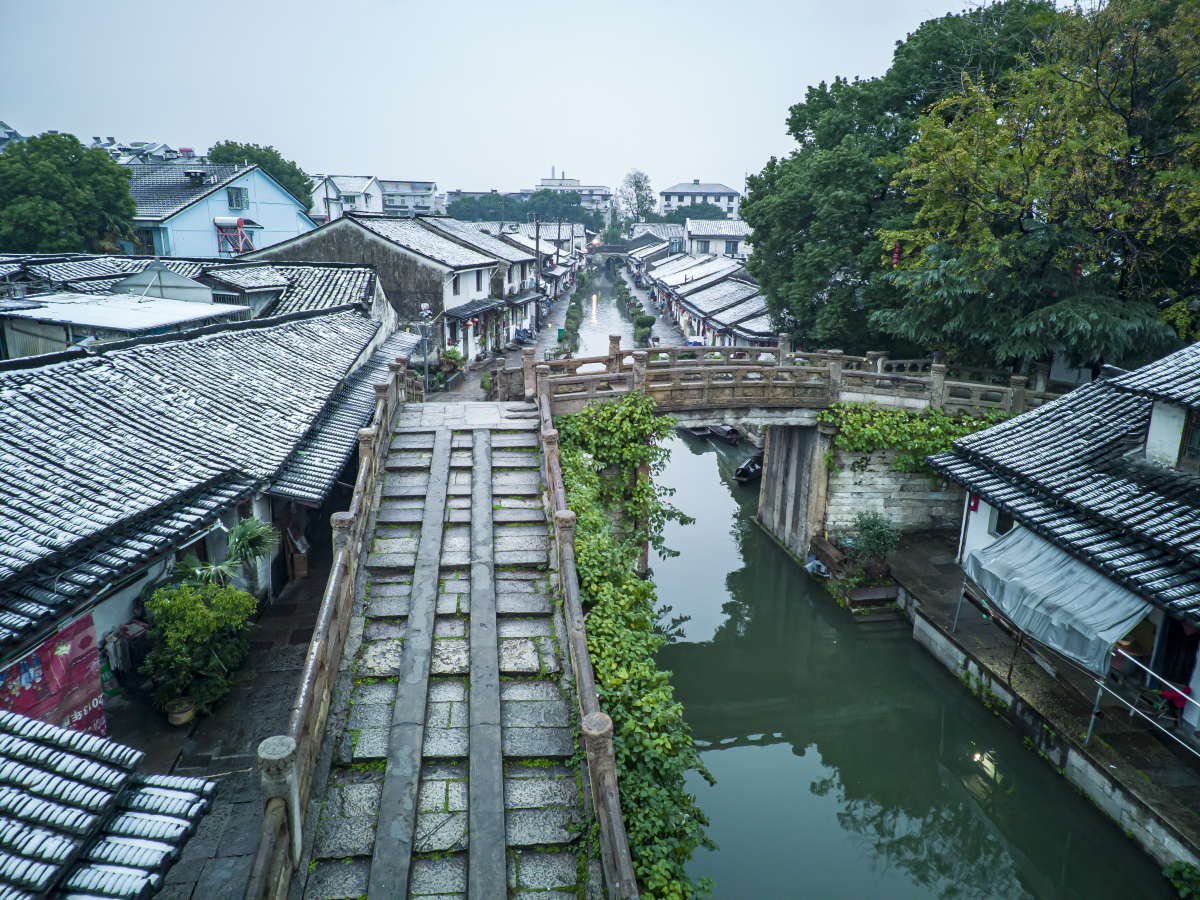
[299,401,599,900]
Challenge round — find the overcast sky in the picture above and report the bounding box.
[1,0,978,198]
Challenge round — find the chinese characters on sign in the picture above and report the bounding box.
[0,614,105,735]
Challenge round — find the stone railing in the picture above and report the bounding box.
[536,396,640,899]
[244,363,420,900]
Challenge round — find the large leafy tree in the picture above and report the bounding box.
[0,133,136,253]
[207,141,313,208]
[447,192,527,221]
[618,168,656,219]
[880,0,1200,367]
[741,0,1059,354]
[447,188,603,231]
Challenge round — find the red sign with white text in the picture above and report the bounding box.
[0,615,105,736]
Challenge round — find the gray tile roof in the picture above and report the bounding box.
[707,293,766,326]
[514,222,584,240]
[26,258,207,286]
[415,217,535,265]
[630,224,684,241]
[348,216,496,269]
[0,310,380,633]
[204,266,292,291]
[272,330,422,504]
[628,241,668,262]
[652,255,716,283]
[679,280,760,316]
[927,378,1200,624]
[444,298,502,320]
[1109,343,1200,408]
[0,292,250,332]
[668,259,744,293]
[646,253,689,273]
[259,265,377,317]
[660,182,739,196]
[687,219,752,237]
[127,163,249,221]
[729,313,773,338]
[0,263,22,279]
[0,709,216,900]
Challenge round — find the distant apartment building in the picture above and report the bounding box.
[380,181,442,217]
[309,175,383,222]
[522,168,612,212]
[659,180,742,219]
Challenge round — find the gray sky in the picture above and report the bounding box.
[1,0,976,198]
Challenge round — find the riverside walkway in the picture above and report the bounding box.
[299,402,595,899]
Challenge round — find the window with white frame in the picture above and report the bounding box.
[453,274,460,295]
[227,187,249,209]
[725,241,739,255]
[697,240,710,253]
[477,270,484,291]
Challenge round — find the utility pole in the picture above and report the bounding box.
[534,214,541,295]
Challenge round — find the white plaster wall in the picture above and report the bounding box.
[91,560,168,639]
[1145,400,1186,468]
[960,498,1001,563]
[253,492,274,596]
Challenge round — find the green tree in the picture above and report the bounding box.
[740,0,1059,355]
[447,192,527,221]
[643,200,731,225]
[207,140,313,208]
[0,132,136,253]
[881,0,1200,367]
[618,168,656,219]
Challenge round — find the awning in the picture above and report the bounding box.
[964,527,1152,675]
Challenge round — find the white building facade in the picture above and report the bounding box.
[659,180,742,219]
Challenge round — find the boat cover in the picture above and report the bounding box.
[964,527,1152,675]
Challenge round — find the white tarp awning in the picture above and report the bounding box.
[964,527,1152,675]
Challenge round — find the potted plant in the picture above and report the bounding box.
[829,510,901,609]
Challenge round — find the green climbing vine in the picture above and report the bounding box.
[817,402,1007,475]
[556,393,714,900]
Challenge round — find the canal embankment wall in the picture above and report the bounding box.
[896,583,1200,871]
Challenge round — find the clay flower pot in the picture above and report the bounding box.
[165,696,196,726]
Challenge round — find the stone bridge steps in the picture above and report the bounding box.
[304,403,592,900]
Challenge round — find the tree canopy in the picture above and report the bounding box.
[641,200,730,224]
[741,0,1060,356]
[0,132,137,253]
[447,188,603,231]
[881,0,1200,367]
[207,141,313,208]
[618,169,656,219]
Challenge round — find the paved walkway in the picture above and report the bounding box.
[298,402,597,900]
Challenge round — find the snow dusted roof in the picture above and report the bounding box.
[349,215,497,269]
[686,219,752,237]
[416,216,535,265]
[0,292,250,331]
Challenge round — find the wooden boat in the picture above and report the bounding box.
[709,425,740,444]
[681,426,711,440]
[733,453,764,484]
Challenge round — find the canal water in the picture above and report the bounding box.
[652,434,1175,900]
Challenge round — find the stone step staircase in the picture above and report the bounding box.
[303,403,598,900]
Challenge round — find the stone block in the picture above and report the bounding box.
[363,618,406,641]
[514,850,578,890]
[428,677,466,702]
[353,679,397,706]
[356,639,404,677]
[501,700,570,728]
[505,808,580,846]
[537,637,561,673]
[408,854,467,894]
[498,618,553,638]
[434,617,465,637]
[341,783,383,818]
[419,779,447,812]
[500,680,561,701]
[366,595,410,618]
[195,853,253,900]
[432,639,469,674]
[497,593,553,615]
[414,811,468,853]
[423,727,468,757]
[313,816,375,858]
[352,727,389,760]
[348,702,392,730]
[499,639,540,673]
[502,727,574,759]
[505,775,578,809]
[305,859,371,900]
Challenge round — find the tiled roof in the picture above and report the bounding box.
[705,291,766,325]
[416,217,535,265]
[926,378,1200,624]
[666,258,743,292]
[646,253,688,272]
[0,310,380,617]
[661,182,739,195]
[261,265,376,317]
[630,223,684,240]
[628,241,668,261]
[0,263,22,279]
[651,255,712,281]
[204,266,291,291]
[0,709,215,900]
[272,330,422,504]
[493,232,556,258]
[730,313,774,338]
[444,298,502,320]
[687,219,752,237]
[680,280,759,316]
[348,216,497,269]
[127,163,249,220]
[1109,343,1200,408]
[25,257,207,286]
[328,175,375,194]
[514,222,584,240]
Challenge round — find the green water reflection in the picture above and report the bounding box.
[654,434,1173,900]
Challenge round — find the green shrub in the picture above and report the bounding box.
[557,395,712,898]
[1166,862,1200,898]
[635,326,651,343]
[480,373,493,393]
[141,583,258,714]
[635,315,655,329]
[832,510,901,581]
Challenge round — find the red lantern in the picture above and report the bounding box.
[892,242,901,266]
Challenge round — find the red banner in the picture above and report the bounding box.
[0,614,105,736]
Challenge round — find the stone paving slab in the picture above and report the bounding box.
[493,508,547,523]
[496,593,553,615]
[502,727,575,757]
[490,431,539,448]
[505,808,581,846]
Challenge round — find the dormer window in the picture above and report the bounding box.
[1180,411,1200,474]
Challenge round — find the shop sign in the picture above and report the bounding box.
[0,614,105,735]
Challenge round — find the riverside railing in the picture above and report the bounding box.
[535,373,640,899]
[245,362,421,900]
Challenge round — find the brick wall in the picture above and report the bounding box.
[825,448,964,534]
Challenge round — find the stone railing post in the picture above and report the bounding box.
[826,349,843,403]
[1034,362,1050,393]
[258,735,302,867]
[632,351,647,393]
[866,350,888,373]
[373,383,389,421]
[777,333,791,362]
[387,362,403,407]
[1010,375,1028,414]
[554,508,575,564]
[536,364,550,405]
[330,511,354,554]
[607,334,621,373]
[358,426,377,473]
[522,346,536,400]
[931,363,947,410]
[495,360,509,401]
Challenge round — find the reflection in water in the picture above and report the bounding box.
[654,434,1172,900]
[572,276,639,359]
